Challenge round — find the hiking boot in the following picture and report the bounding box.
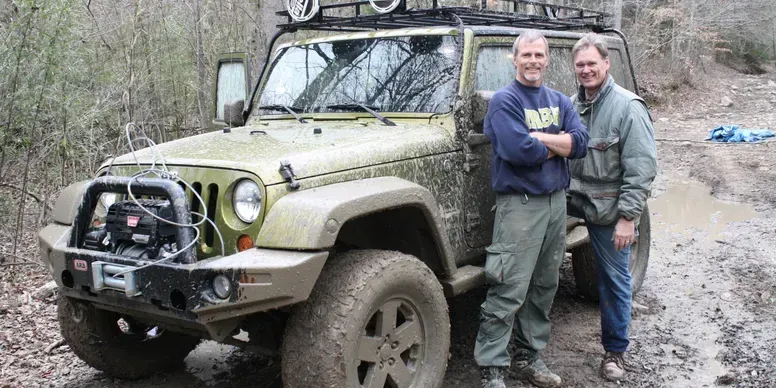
[512,349,562,388]
[600,351,626,381]
[480,366,507,388]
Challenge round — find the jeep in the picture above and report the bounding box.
[38,1,650,387]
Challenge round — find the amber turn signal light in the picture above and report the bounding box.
[237,234,254,252]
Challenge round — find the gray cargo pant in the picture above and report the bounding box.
[474,190,566,367]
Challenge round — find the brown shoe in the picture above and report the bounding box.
[512,349,562,388]
[600,351,626,381]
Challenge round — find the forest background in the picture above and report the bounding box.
[0,0,775,273]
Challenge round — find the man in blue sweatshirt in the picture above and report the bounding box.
[475,30,589,388]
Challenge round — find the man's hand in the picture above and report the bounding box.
[530,131,572,157]
[613,217,636,251]
[530,132,556,159]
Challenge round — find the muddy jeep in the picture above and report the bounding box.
[39,2,649,387]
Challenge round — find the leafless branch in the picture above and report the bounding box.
[0,183,44,203]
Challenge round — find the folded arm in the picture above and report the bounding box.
[530,98,588,159]
[530,132,572,157]
[486,104,550,166]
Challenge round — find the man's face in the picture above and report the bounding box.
[513,39,548,86]
[574,45,610,92]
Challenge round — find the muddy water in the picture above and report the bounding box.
[649,178,759,243]
[642,177,761,387]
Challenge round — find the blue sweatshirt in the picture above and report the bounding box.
[484,80,589,195]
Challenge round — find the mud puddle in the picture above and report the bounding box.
[634,176,769,387]
[649,177,759,243]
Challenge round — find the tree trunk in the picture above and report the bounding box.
[771,3,776,60]
[0,12,35,182]
[195,0,208,128]
[10,10,62,270]
[613,0,623,30]
[125,0,144,124]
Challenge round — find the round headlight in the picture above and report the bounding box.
[233,180,261,223]
[213,274,232,299]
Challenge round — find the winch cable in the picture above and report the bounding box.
[123,169,226,257]
[192,211,225,259]
[98,124,165,179]
[125,124,169,172]
[102,123,226,278]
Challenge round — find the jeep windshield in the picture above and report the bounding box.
[256,35,459,115]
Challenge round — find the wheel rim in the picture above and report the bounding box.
[356,297,425,388]
[629,218,649,272]
[628,239,638,271]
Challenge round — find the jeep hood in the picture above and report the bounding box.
[111,122,457,185]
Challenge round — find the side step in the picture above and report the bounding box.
[440,265,485,298]
[566,224,590,250]
[441,225,590,298]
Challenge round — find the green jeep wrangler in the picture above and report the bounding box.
[38,1,650,387]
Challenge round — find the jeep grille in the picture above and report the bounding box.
[108,166,265,259]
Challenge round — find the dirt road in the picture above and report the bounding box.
[2,66,775,387]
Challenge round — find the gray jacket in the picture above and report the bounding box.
[569,75,657,226]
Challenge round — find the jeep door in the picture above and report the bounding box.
[461,35,578,249]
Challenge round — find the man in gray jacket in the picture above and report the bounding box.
[567,34,657,381]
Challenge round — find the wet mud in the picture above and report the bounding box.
[48,162,775,388]
[4,71,776,388]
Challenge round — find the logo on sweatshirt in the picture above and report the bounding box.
[524,107,560,130]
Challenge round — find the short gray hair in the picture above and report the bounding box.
[572,33,609,60]
[512,30,549,57]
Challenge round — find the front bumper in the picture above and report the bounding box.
[40,174,327,341]
[41,222,327,336]
[39,223,328,340]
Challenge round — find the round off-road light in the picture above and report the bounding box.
[213,275,232,299]
[233,180,262,223]
[100,193,119,210]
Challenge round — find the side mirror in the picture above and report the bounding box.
[223,99,245,127]
[469,90,495,147]
[471,90,495,128]
[213,53,251,127]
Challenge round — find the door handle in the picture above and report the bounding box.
[467,132,490,147]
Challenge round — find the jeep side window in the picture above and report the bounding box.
[544,46,576,96]
[608,48,633,92]
[474,45,515,92]
[474,45,577,97]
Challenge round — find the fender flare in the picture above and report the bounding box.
[52,181,90,225]
[256,177,457,277]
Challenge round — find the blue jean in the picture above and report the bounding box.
[587,223,632,353]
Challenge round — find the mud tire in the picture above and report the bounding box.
[571,205,651,301]
[57,295,200,379]
[281,250,450,388]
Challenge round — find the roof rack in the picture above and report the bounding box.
[276,0,610,32]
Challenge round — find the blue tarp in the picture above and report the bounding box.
[706,125,775,143]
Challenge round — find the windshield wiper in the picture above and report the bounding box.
[325,103,396,126]
[258,104,307,124]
